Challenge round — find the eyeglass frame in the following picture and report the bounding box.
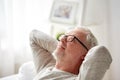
[58,34,89,51]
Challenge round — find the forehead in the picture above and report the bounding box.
[66,28,86,38]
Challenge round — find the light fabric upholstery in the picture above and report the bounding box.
[79,45,112,80]
[18,61,36,80]
[0,75,18,80]
[0,61,36,80]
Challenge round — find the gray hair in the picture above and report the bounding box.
[76,27,98,49]
[86,30,98,48]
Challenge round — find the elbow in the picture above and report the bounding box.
[29,29,38,46]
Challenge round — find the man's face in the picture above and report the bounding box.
[53,28,88,63]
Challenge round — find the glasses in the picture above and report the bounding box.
[58,34,88,51]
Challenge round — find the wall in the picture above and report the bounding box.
[81,0,120,80]
[109,0,120,80]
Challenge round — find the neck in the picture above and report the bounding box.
[55,60,83,75]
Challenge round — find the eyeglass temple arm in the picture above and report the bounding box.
[75,38,89,51]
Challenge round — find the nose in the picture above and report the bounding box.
[59,35,67,43]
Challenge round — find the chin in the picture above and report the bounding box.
[52,50,58,60]
[52,49,64,60]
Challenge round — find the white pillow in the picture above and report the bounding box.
[18,61,36,80]
[80,45,112,80]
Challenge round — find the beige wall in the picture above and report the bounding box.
[80,0,120,80]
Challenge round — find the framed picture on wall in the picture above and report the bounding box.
[49,0,78,25]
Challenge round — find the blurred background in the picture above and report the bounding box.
[0,0,120,80]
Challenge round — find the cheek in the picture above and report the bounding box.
[66,43,83,58]
[67,43,79,52]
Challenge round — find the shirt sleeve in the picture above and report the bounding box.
[77,45,112,80]
[29,30,57,73]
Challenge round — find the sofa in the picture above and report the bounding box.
[0,61,36,80]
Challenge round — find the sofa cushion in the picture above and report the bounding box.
[18,61,36,80]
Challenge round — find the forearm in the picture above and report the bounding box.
[29,30,57,72]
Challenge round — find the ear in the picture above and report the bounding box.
[81,52,87,60]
